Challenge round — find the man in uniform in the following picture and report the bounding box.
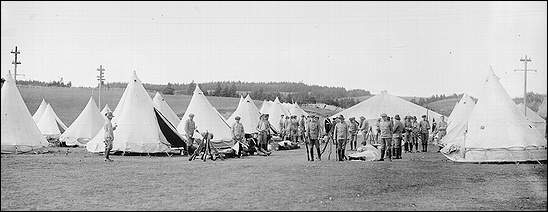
[403,116,413,153]
[307,115,322,161]
[279,114,285,139]
[435,115,448,152]
[231,116,245,158]
[359,116,369,145]
[256,114,272,156]
[184,113,197,156]
[378,113,393,161]
[332,115,349,161]
[284,116,291,140]
[419,115,430,152]
[290,116,299,143]
[348,117,359,151]
[299,115,306,143]
[411,116,420,153]
[103,111,117,162]
[392,115,404,159]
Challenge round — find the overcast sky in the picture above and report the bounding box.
[1,1,546,98]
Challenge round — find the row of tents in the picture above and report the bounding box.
[1,71,310,154]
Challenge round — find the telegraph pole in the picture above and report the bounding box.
[97,65,106,109]
[10,46,21,81]
[514,55,537,117]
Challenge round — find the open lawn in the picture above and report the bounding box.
[2,144,546,211]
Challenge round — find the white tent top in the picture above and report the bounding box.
[153,92,181,127]
[86,71,173,153]
[536,97,547,119]
[177,85,233,146]
[331,90,444,122]
[440,93,476,146]
[259,100,273,114]
[32,99,47,123]
[227,94,261,134]
[288,102,309,117]
[1,73,48,153]
[36,103,67,137]
[262,97,290,132]
[60,97,105,146]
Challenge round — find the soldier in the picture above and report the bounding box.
[231,116,245,158]
[348,117,359,151]
[419,115,431,152]
[184,113,197,156]
[299,115,306,143]
[411,116,420,153]
[279,114,285,139]
[375,118,381,144]
[403,116,413,153]
[103,111,117,162]
[290,116,299,143]
[392,115,404,159]
[378,113,393,161]
[359,116,369,145]
[435,115,448,152]
[284,116,291,140]
[332,115,349,161]
[307,115,322,161]
[256,114,272,156]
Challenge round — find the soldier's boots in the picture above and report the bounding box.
[379,148,385,161]
[396,148,402,159]
[310,149,314,161]
[386,148,392,161]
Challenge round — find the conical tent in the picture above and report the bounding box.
[60,97,105,146]
[153,92,181,127]
[1,73,48,153]
[228,94,261,134]
[86,71,185,153]
[262,97,290,132]
[441,69,546,162]
[516,103,546,135]
[177,85,233,148]
[288,102,309,117]
[36,103,67,138]
[259,100,272,114]
[331,90,444,127]
[33,99,47,122]
[538,97,547,119]
[439,94,476,147]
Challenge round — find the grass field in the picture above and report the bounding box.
[1,144,546,210]
[425,98,460,117]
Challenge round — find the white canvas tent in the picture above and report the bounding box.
[227,94,261,134]
[516,103,546,135]
[439,94,476,147]
[441,69,546,162]
[86,72,186,153]
[537,97,547,119]
[261,97,290,132]
[1,73,48,153]
[259,100,272,114]
[36,103,68,138]
[288,102,309,117]
[153,92,181,127]
[60,97,105,146]
[331,90,445,130]
[176,85,233,148]
[32,99,47,122]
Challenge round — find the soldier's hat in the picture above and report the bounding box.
[338,115,344,119]
[360,116,365,119]
[349,117,355,120]
[380,113,387,117]
[235,116,241,120]
[422,115,427,118]
[105,111,114,117]
[189,113,195,117]
[394,115,400,120]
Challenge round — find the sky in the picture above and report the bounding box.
[1,1,546,98]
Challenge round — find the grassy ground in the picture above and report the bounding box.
[2,144,546,211]
[425,98,460,117]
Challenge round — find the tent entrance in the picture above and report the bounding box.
[154,108,187,149]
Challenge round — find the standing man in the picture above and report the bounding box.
[279,114,285,139]
[419,115,431,152]
[299,115,306,143]
[359,116,369,146]
[392,115,404,159]
[256,114,272,155]
[348,117,359,151]
[378,113,393,161]
[284,116,291,140]
[103,111,117,162]
[435,116,448,152]
[403,116,413,153]
[411,116,420,153]
[290,116,299,143]
[184,113,197,156]
[333,115,349,161]
[231,116,245,158]
[307,115,322,161]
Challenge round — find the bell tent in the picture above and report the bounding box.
[32,99,47,122]
[261,97,290,132]
[227,94,261,134]
[1,73,48,153]
[35,103,68,138]
[59,97,105,146]
[439,94,476,147]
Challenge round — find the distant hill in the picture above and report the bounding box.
[424,98,460,117]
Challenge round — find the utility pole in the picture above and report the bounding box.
[514,55,537,117]
[10,46,21,81]
[97,65,106,109]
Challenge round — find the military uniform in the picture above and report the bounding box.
[359,118,369,145]
[419,118,430,152]
[333,119,349,161]
[307,118,322,161]
[290,118,299,142]
[256,116,271,150]
[392,117,404,159]
[299,117,306,143]
[411,119,420,152]
[232,121,245,157]
[379,117,393,161]
[348,118,359,150]
[404,118,413,153]
[436,119,448,151]
[284,117,291,140]
[279,116,285,139]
